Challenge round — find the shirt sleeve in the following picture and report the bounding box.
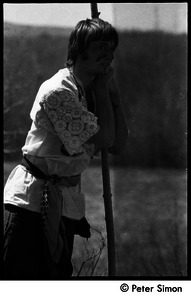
[35,88,100,156]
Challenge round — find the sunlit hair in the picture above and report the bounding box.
[65,18,118,67]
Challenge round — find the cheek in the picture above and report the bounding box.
[81,51,89,60]
[96,55,106,62]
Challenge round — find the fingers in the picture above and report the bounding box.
[93,67,114,88]
[107,67,114,82]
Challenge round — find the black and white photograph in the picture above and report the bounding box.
[3,2,187,287]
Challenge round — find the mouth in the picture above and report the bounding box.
[101,60,112,69]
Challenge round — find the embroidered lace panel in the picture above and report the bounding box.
[35,89,99,155]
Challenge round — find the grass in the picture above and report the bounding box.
[4,161,187,277]
[73,165,187,277]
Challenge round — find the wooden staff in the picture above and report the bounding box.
[90,3,116,276]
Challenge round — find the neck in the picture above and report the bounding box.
[72,62,94,90]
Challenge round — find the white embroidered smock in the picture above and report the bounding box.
[4,68,100,220]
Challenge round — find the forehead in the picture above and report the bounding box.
[88,40,115,49]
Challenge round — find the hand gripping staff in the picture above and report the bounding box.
[90,3,117,277]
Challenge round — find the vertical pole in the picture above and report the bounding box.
[90,3,100,19]
[101,148,116,276]
[90,3,116,276]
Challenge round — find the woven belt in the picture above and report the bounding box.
[21,155,80,224]
[21,155,80,186]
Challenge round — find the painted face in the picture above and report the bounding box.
[83,40,115,75]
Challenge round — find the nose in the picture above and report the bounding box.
[97,43,115,63]
[106,45,114,61]
[109,51,114,61]
[104,48,114,61]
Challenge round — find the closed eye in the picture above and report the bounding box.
[100,43,115,52]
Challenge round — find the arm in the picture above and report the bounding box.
[108,78,129,155]
[87,69,115,148]
[37,89,100,156]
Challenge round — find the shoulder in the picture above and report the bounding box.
[30,69,78,121]
[39,68,77,97]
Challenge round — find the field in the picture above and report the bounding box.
[4,161,187,277]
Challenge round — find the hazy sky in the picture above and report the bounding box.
[3,3,113,27]
[113,3,187,32]
[3,3,187,33]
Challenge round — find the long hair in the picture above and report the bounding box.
[66,18,118,67]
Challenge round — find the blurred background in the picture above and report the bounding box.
[3,3,187,277]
